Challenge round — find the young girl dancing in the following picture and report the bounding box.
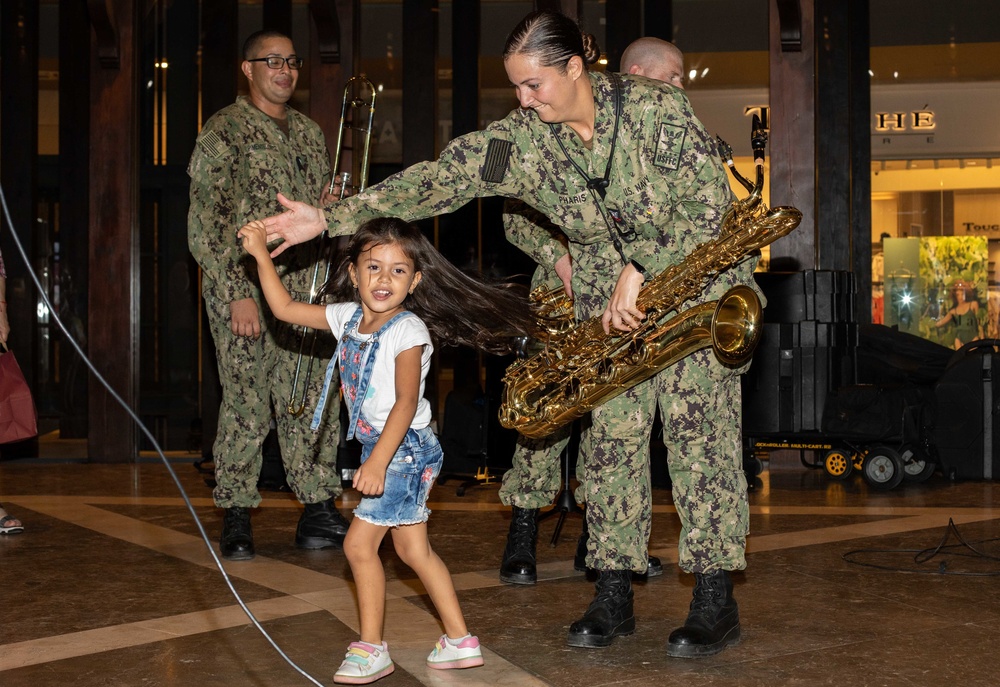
[239,216,534,685]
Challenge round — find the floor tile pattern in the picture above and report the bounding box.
[3,445,1000,686]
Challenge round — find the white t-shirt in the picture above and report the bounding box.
[325,302,434,432]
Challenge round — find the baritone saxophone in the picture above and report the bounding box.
[499,115,802,439]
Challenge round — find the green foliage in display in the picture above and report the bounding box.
[917,236,987,347]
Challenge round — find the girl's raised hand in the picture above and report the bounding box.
[238,220,269,258]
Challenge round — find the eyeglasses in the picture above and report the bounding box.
[247,56,304,70]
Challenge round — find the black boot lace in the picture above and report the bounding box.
[593,571,631,606]
[223,508,251,537]
[508,508,537,553]
[690,573,726,613]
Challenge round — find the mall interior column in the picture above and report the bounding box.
[768,0,816,272]
[87,0,140,461]
[58,0,92,439]
[308,0,358,178]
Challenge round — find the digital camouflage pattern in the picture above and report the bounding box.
[323,72,753,573]
[583,352,747,574]
[188,96,342,508]
[502,199,569,273]
[499,202,584,509]
[498,423,582,509]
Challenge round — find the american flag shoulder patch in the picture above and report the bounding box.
[199,131,226,159]
[481,138,512,183]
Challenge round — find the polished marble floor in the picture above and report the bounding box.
[3,437,1000,687]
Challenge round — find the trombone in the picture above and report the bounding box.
[287,75,377,416]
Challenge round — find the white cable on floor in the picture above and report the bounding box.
[0,184,328,687]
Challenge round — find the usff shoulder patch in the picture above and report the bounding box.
[481,138,513,183]
[654,123,686,171]
[198,130,227,159]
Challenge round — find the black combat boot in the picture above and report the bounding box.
[573,519,664,578]
[499,506,538,584]
[295,498,350,549]
[644,556,665,577]
[566,570,635,648]
[573,521,589,572]
[666,569,740,658]
[220,507,255,561]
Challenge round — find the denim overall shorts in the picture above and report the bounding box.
[312,306,442,527]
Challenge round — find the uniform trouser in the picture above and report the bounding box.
[205,292,342,508]
[499,265,588,509]
[582,349,749,575]
[499,422,587,509]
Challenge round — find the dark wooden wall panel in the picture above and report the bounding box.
[605,0,641,72]
[263,0,293,36]
[308,0,356,184]
[402,0,438,168]
[442,0,480,256]
[167,0,199,166]
[768,0,816,271]
[848,0,872,324]
[644,1,673,41]
[452,1,480,139]
[535,0,582,18]
[201,0,238,126]
[58,0,92,439]
[816,0,850,270]
[88,0,139,461]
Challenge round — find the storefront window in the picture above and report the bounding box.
[869,1,1000,344]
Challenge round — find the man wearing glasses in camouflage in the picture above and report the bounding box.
[188,30,347,561]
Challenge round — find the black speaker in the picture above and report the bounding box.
[753,270,856,324]
[743,321,858,434]
[934,340,1000,480]
[743,270,858,437]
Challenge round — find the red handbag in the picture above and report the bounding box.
[0,342,38,444]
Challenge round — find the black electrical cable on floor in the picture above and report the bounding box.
[0,185,328,687]
[843,518,1000,576]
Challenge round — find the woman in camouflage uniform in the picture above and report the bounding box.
[496,37,686,590]
[262,10,755,658]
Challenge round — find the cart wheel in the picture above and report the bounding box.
[743,452,764,477]
[862,445,904,490]
[900,444,935,483]
[824,449,854,480]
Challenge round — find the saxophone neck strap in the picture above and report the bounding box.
[549,72,622,201]
[548,73,633,267]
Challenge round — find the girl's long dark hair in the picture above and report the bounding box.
[326,218,537,355]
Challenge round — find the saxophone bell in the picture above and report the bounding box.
[711,285,763,366]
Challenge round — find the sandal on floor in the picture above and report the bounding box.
[0,513,24,535]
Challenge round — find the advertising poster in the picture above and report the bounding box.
[883,236,988,349]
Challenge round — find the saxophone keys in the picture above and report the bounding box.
[595,358,616,384]
[622,338,650,366]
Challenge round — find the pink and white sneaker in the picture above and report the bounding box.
[426,634,485,670]
[334,641,394,684]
